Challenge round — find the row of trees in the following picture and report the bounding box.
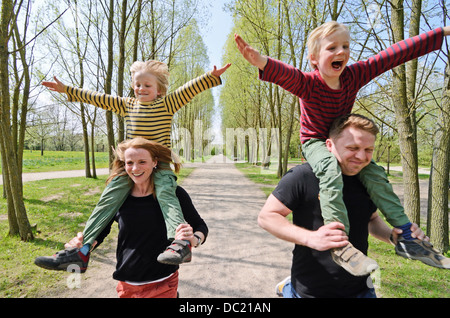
[219,0,449,251]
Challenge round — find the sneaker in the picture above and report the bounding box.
[395,236,450,269]
[34,247,89,273]
[275,276,291,297]
[157,240,192,265]
[331,242,379,276]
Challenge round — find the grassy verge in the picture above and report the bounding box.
[0,168,194,298]
[0,150,110,174]
[235,162,450,298]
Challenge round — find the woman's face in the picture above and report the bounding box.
[124,147,157,187]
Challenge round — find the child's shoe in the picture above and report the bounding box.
[331,242,379,276]
[34,247,90,273]
[395,236,450,269]
[157,240,192,265]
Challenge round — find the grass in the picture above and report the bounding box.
[0,150,111,174]
[0,167,194,298]
[235,161,450,298]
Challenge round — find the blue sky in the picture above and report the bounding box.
[199,0,234,143]
[201,0,234,69]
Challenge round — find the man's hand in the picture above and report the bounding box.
[305,222,349,251]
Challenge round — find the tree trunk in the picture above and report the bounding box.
[390,0,421,225]
[105,0,115,167]
[0,0,33,241]
[116,0,128,142]
[427,61,450,252]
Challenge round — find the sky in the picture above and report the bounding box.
[200,0,234,70]
[199,0,234,144]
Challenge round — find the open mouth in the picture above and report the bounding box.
[132,172,145,177]
[332,61,343,70]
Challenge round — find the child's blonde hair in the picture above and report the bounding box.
[130,60,170,97]
[307,21,350,70]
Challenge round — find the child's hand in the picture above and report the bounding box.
[211,63,231,77]
[234,33,268,70]
[42,76,66,93]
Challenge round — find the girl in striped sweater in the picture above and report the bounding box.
[36,60,230,273]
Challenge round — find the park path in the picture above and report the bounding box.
[0,168,110,185]
[47,154,292,298]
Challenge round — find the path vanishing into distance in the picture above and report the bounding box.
[39,154,292,298]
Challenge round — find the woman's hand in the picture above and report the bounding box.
[175,223,196,246]
[65,232,97,249]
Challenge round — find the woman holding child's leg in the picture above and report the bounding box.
[57,137,208,298]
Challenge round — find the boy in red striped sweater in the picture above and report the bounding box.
[236,22,450,276]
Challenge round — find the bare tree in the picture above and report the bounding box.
[0,0,33,241]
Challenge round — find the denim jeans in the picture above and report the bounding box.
[282,277,377,298]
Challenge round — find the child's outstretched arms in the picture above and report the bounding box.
[211,63,231,77]
[42,76,66,93]
[234,33,268,70]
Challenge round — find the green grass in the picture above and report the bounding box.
[234,162,279,196]
[235,161,450,298]
[1,150,111,173]
[0,167,194,298]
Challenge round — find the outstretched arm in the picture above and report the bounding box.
[42,76,66,93]
[234,33,268,70]
[210,63,231,77]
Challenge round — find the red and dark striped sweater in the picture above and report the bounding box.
[259,28,444,143]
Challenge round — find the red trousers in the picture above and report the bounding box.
[116,271,179,298]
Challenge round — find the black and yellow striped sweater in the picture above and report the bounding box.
[65,72,221,148]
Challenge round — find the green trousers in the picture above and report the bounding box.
[302,138,410,234]
[82,166,184,245]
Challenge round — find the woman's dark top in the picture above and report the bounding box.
[95,186,208,283]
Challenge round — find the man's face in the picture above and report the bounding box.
[326,126,375,176]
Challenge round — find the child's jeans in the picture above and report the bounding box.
[82,164,184,245]
[302,138,410,234]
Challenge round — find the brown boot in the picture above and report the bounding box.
[331,242,379,276]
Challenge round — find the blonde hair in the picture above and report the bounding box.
[107,137,181,197]
[329,113,379,140]
[130,60,170,97]
[307,21,350,70]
